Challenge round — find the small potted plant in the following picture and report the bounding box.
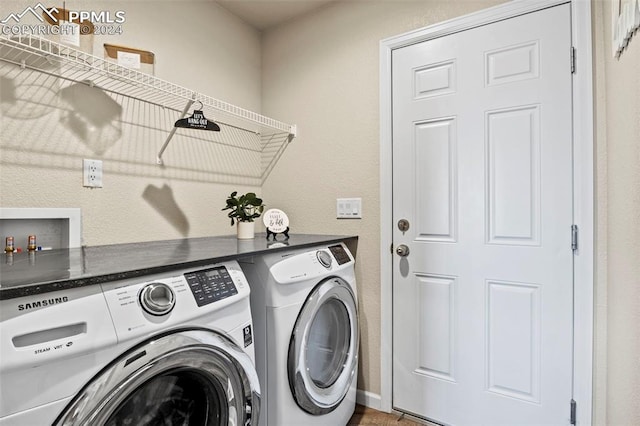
[222,191,265,239]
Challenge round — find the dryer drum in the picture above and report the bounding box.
[53,329,261,426]
[287,277,359,415]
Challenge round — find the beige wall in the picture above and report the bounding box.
[0,0,264,245]
[261,0,504,397]
[2,0,639,422]
[593,1,640,425]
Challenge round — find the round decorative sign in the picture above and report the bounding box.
[263,209,289,234]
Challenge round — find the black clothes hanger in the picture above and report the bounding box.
[174,100,221,131]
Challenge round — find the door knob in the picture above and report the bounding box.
[396,244,410,257]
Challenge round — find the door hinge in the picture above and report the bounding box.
[571,46,576,74]
[571,225,579,252]
[570,399,577,425]
[390,243,394,254]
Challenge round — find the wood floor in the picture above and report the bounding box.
[348,405,423,425]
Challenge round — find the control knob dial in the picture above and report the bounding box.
[316,250,333,269]
[140,283,176,316]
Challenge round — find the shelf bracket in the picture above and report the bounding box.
[288,125,297,142]
[156,96,196,165]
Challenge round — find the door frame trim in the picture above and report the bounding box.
[379,1,594,423]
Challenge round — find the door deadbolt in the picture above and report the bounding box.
[396,244,410,257]
[398,219,410,232]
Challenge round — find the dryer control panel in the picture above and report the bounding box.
[269,243,355,285]
[328,244,351,265]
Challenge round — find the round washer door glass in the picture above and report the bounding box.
[54,330,260,426]
[288,277,358,415]
[105,368,225,425]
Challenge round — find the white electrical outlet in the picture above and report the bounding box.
[83,159,103,188]
[337,198,362,219]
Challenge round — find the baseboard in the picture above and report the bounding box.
[355,389,383,411]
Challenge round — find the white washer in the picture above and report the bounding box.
[0,260,260,425]
[240,242,358,426]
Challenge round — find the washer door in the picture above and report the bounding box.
[288,277,358,415]
[54,329,260,426]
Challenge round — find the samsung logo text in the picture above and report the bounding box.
[18,296,69,311]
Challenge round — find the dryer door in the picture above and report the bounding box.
[54,329,260,426]
[288,277,358,415]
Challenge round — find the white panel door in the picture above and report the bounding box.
[392,5,574,425]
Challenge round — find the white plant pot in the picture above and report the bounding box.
[237,221,255,239]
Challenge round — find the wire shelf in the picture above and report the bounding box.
[0,28,296,182]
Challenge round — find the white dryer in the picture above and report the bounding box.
[240,242,358,426]
[0,260,260,425]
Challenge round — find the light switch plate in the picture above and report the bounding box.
[337,198,362,219]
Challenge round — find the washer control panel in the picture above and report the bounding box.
[101,260,250,341]
[184,266,238,307]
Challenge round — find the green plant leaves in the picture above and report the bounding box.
[221,191,265,226]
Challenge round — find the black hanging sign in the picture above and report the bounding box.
[175,109,220,131]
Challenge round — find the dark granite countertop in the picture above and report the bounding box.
[0,234,358,300]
